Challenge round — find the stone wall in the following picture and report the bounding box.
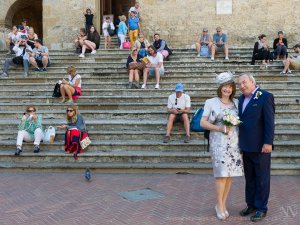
[140,0,300,48]
[0,0,300,49]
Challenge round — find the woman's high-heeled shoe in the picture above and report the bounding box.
[215,205,226,220]
[224,209,229,218]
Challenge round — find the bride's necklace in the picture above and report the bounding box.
[219,98,231,105]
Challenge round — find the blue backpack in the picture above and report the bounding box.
[190,108,206,132]
[190,108,210,152]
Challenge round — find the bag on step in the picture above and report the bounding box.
[44,126,56,143]
[52,82,62,98]
[200,45,210,57]
[122,38,131,49]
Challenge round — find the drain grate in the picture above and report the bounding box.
[119,188,165,202]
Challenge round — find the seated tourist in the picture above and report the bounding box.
[142,45,165,89]
[126,48,143,89]
[0,38,32,78]
[153,33,172,60]
[5,25,20,54]
[75,28,87,53]
[196,28,212,57]
[27,27,38,49]
[280,44,300,75]
[102,16,115,49]
[57,105,86,159]
[15,105,43,156]
[60,66,82,103]
[273,31,288,60]
[251,34,272,65]
[133,34,150,57]
[18,25,28,39]
[163,83,191,143]
[18,19,30,32]
[29,39,50,72]
[79,25,100,58]
[211,27,229,60]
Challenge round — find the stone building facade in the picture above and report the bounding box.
[0,0,299,50]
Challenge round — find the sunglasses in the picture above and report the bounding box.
[66,109,74,113]
[217,30,221,32]
[27,110,35,112]
[175,98,177,105]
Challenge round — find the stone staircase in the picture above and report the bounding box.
[0,47,299,175]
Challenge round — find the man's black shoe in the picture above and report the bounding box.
[250,211,267,222]
[240,206,256,216]
[14,148,22,156]
[34,145,40,153]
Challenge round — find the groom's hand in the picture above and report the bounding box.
[262,144,272,153]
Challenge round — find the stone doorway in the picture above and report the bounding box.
[5,0,43,39]
[99,0,135,31]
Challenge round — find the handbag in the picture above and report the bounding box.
[12,48,26,65]
[128,62,145,71]
[44,126,56,143]
[200,45,209,57]
[80,119,91,149]
[107,24,115,36]
[122,38,131,49]
[52,82,61,97]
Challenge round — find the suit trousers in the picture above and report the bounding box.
[243,152,271,213]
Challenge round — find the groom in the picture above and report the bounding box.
[238,74,275,222]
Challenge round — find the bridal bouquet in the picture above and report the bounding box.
[222,111,242,126]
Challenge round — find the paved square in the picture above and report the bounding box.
[0,171,299,225]
[119,188,165,202]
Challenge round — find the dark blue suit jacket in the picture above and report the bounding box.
[238,88,275,152]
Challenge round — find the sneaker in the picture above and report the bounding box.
[91,50,97,55]
[23,72,28,78]
[155,84,160,89]
[287,70,292,74]
[34,145,40,153]
[141,84,146,89]
[163,136,170,143]
[42,68,47,72]
[79,54,85,58]
[0,72,8,78]
[197,53,200,57]
[34,68,40,72]
[133,82,140,89]
[225,57,229,60]
[184,135,190,143]
[280,71,286,75]
[211,57,214,61]
[15,148,22,156]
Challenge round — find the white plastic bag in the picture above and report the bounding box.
[44,126,56,143]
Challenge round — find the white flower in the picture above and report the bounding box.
[254,91,263,100]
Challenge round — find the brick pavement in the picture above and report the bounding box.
[0,171,299,225]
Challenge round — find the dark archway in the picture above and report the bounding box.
[5,0,43,39]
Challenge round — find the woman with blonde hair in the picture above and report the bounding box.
[126,47,143,88]
[27,27,38,49]
[60,66,82,103]
[15,105,43,155]
[57,105,86,159]
[117,15,128,49]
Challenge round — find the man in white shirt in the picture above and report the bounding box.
[0,39,32,78]
[164,83,191,143]
[128,2,141,19]
[142,45,165,89]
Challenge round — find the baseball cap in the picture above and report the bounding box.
[175,83,184,92]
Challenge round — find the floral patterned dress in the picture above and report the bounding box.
[205,98,244,177]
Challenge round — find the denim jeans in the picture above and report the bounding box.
[275,45,287,58]
[3,58,29,74]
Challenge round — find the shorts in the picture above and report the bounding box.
[215,45,225,51]
[72,87,82,100]
[290,60,300,70]
[35,58,50,68]
[174,114,183,123]
[149,67,165,76]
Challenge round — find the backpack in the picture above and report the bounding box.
[190,108,210,152]
[107,23,115,36]
[200,45,210,57]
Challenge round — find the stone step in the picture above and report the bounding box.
[0,129,298,142]
[0,150,299,165]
